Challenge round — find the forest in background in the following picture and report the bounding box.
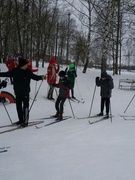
[0,0,135,74]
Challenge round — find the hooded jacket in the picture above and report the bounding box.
[96,74,114,98]
[67,66,77,88]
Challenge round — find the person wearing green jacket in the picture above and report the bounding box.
[66,64,77,98]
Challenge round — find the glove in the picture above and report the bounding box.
[65,67,68,74]
[95,76,100,84]
[1,80,7,88]
[42,74,46,80]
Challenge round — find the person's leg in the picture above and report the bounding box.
[50,85,54,99]
[101,97,105,113]
[71,88,75,98]
[15,95,23,124]
[105,98,110,115]
[98,97,105,115]
[48,84,54,99]
[59,97,66,114]
[56,97,66,120]
[23,94,29,124]
[53,96,61,117]
[47,85,51,99]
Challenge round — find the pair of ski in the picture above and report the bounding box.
[77,114,112,124]
[0,120,44,134]
[118,114,135,121]
[69,97,85,104]
[0,146,10,153]
[35,116,72,129]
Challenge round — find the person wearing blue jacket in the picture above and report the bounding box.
[96,71,114,118]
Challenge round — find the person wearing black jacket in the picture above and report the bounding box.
[53,70,71,121]
[0,58,46,127]
[96,71,114,118]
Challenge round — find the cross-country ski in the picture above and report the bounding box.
[35,116,72,129]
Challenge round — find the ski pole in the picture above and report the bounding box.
[2,101,13,124]
[23,80,44,124]
[29,80,44,112]
[109,99,112,123]
[33,71,39,101]
[88,84,96,117]
[75,79,83,100]
[124,94,135,113]
[68,98,75,119]
[54,88,58,97]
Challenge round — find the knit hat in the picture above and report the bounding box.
[69,64,75,69]
[50,57,56,64]
[18,58,28,67]
[58,70,66,77]
[101,71,107,78]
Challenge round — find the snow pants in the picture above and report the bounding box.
[55,96,66,114]
[101,97,110,115]
[16,94,29,123]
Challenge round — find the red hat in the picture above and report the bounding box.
[49,57,56,64]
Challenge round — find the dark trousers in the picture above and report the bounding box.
[55,96,66,114]
[71,88,74,98]
[47,84,54,99]
[101,97,110,115]
[16,94,29,123]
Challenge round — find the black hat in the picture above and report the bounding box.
[18,58,28,67]
[101,71,107,78]
[58,70,66,77]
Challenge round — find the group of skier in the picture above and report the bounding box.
[46,57,77,120]
[0,55,114,127]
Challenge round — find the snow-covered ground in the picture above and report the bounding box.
[1,62,135,180]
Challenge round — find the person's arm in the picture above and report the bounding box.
[29,70,46,81]
[0,71,12,78]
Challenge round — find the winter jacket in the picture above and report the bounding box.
[6,59,18,71]
[47,57,59,84]
[96,74,114,98]
[27,64,38,72]
[54,77,71,98]
[67,68,77,88]
[26,59,38,72]
[0,67,42,96]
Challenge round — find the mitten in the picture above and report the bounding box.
[95,76,100,84]
[2,80,7,88]
[42,74,46,80]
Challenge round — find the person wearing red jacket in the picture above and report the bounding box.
[47,57,59,100]
[26,59,38,73]
[6,55,18,84]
